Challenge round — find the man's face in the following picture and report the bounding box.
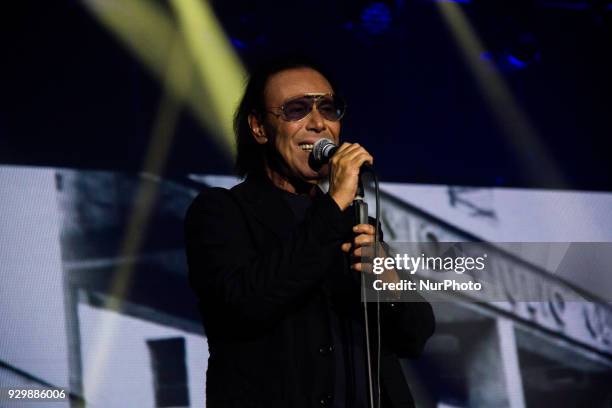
[259,67,341,183]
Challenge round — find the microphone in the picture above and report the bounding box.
[310,138,373,171]
[310,138,338,167]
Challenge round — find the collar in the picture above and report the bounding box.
[232,175,302,239]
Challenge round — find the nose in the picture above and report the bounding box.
[305,105,326,132]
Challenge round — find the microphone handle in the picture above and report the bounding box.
[354,199,368,225]
[353,178,368,225]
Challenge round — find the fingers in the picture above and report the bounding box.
[333,142,355,155]
[342,224,377,272]
[351,262,366,272]
[351,261,375,273]
[341,243,371,257]
[353,245,375,258]
[354,233,374,249]
[328,142,374,210]
[352,224,375,235]
[343,147,373,168]
[342,223,376,253]
[330,143,374,167]
[352,224,376,249]
[347,225,383,274]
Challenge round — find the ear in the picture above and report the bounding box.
[248,112,268,145]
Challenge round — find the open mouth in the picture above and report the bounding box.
[298,143,314,152]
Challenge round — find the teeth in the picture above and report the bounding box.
[299,144,314,151]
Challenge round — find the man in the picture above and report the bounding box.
[184,57,435,408]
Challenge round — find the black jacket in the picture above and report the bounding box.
[184,175,435,408]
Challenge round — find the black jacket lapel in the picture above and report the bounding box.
[231,176,296,240]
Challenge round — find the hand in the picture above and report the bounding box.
[342,224,402,299]
[341,224,376,272]
[329,143,373,210]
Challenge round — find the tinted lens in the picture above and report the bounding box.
[279,95,346,121]
[316,95,345,121]
[282,97,314,121]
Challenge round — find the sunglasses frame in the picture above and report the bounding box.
[266,93,346,122]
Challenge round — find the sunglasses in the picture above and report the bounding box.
[267,93,346,122]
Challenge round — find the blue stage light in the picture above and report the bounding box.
[230,37,247,50]
[505,54,529,70]
[479,36,541,73]
[360,2,392,35]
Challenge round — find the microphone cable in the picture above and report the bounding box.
[358,166,381,408]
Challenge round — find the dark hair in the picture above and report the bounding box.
[233,56,338,178]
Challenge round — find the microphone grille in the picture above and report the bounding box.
[312,138,335,163]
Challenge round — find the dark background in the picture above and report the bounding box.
[3,0,611,190]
